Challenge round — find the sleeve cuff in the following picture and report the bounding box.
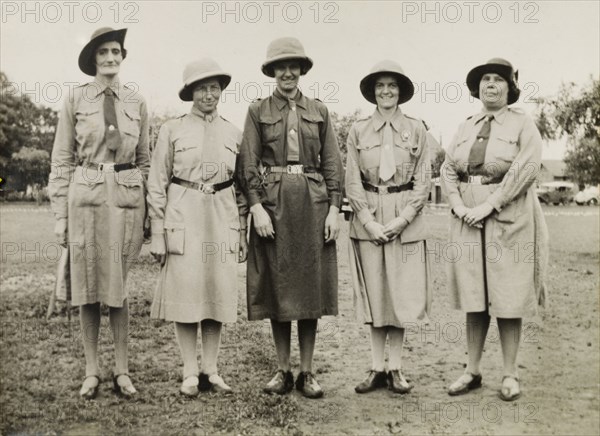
[447,193,465,210]
[357,208,375,226]
[151,219,164,234]
[329,193,342,209]
[399,205,417,224]
[248,191,262,207]
[486,191,504,212]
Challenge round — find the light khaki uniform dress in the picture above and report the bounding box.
[346,109,432,327]
[441,106,548,318]
[147,108,245,323]
[49,80,150,307]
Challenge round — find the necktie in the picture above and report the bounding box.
[104,88,122,152]
[378,121,396,182]
[468,115,493,175]
[286,98,300,162]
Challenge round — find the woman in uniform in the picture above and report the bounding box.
[346,60,432,394]
[49,27,149,399]
[147,58,248,396]
[441,58,548,401]
[238,37,343,399]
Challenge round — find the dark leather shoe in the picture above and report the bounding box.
[448,372,482,396]
[355,370,387,393]
[263,370,294,395]
[296,371,324,399]
[387,370,413,394]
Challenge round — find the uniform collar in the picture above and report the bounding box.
[372,107,404,131]
[273,88,307,110]
[191,106,219,122]
[91,78,123,99]
[474,105,508,125]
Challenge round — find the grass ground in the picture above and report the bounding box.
[1,203,598,435]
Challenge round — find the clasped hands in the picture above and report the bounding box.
[453,203,494,229]
[250,203,340,243]
[364,217,409,246]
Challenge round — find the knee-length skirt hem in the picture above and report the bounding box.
[349,238,432,328]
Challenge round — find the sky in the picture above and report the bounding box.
[2,0,599,159]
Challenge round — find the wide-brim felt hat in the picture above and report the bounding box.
[360,60,415,105]
[78,27,127,76]
[466,57,520,105]
[178,57,232,101]
[261,37,313,77]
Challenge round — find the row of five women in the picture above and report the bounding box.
[49,27,547,402]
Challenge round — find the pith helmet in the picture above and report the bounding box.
[261,37,313,77]
[179,57,232,102]
[360,60,415,105]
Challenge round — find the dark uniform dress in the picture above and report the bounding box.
[239,90,343,321]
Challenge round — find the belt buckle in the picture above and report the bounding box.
[200,183,216,194]
[378,185,388,195]
[98,163,115,172]
[287,164,303,175]
[468,175,483,184]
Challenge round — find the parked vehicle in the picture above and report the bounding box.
[536,181,575,205]
[574,186,599,206]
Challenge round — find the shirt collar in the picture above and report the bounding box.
[91,78,123,99]
[191,106,218,122]
[474,105,508,125]
[273,88,307,110]
[372,107,404,131]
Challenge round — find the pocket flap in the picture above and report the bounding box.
[114,168,143,187]
[357,134,380,150]
[164,221,185,230]
[497,136,519,145]
[124,108,141,121]
[258,114,282,124]
[74,167,104,185]
[224,137,238,154]
[300,113,323,123]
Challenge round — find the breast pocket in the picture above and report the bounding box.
[300,113,323,140]
[75,107,102,145]
[223,137,238,172]
[356,136,381,171]
[495,136,520,162]
[173,136,201,169]
[121,108,141,140]
[258,115,283,144]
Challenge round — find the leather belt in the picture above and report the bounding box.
[171,176,234,194]
[362,180,414,194]
[81,162,137,172]
[267,165,320,175]
[457,174,502,185]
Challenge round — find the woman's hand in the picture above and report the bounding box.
[238,231,248,263]
[54,218,67,246]
[364,221,389,245]
[452,205,469,220]
[150,233,166,266]
[464,202,494,227]
[250,203,275,239]
[324,206,340,243]
[383,217,409,240]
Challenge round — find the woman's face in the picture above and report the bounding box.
[374,75,400,110]
[479,73,509,109]
[192,78,222,114]
[95,41,123,77]
[273,60,301,93]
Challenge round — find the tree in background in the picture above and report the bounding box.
[535,78,600,187]
[331,109,362,165]
[0,71,57,193]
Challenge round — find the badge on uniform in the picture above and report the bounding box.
[401,131,411,142]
